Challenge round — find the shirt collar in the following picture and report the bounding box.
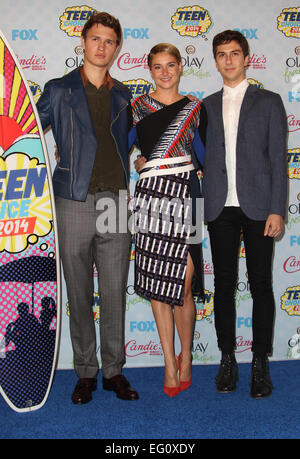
[223,79,249,97]
[80,66,114,90]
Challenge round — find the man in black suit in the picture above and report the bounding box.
[202,30,287,398]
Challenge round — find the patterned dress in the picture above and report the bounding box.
[131,95,206,306]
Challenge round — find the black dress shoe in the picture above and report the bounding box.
[250,354,273,398]
[215,353,238,393]
[72,378,97,404]
[103,374,139,400]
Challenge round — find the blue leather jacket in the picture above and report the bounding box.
[37,67,132,201]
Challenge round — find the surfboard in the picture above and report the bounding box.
[0,29,61,412]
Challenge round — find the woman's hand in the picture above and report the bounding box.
[134,155,147,172]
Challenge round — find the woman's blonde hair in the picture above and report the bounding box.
[147,43,182,68]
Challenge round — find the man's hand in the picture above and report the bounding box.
[54,145,59,162]
[134,155,147,172]
[186,94,199,101]
[264,214,284,238]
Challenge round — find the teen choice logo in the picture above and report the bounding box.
[122,79,154,98]
[287,148,300,180]
[66,292,100,322]
[28,81,42,104]
[130,243,135,261]
[171,5,212,38]
[281,286,300,316]
[247,78,264,89]
[277,7,300,38]
[239,237,245,258]
[59,5,95,37]
[195,289,214,321]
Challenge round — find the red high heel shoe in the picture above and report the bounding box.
[163,385,180,397]
[178,353,192,392]
[163,358,180,397]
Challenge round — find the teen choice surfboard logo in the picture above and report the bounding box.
[277,7,300,38]
[171,5,212,38]
[0,29,60,413]
[0,151,52,254]
[0,38,52,255]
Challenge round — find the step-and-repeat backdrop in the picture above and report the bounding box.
[1,0,299,368]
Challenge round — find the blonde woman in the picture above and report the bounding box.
[130,44,206,397]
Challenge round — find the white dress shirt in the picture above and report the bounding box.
[222,79,249,207]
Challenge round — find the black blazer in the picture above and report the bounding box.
[202,84,288,222]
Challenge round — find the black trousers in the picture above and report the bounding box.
[207,207,275,355]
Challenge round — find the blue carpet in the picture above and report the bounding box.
[0,360,299,440]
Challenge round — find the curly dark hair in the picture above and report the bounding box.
[212,30,249,58]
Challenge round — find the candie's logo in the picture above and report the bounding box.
[277,7,300,38]
[281,286,300,316]
[287,148,300,179]
[125,339,163,357]
[283,256,300,273]
[17,54,46,71]
[248,53,267,70]
[122,79,154,98]
[117,52,148,71]
[171,6,212,38]
[60,5,95,37]
[287,115,300,132]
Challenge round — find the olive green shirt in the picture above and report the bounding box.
[82,70,125,194]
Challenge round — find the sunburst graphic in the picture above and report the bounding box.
[0,36,38,154]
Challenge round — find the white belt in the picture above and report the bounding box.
[139,155,195,179]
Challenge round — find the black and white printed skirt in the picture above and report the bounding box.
[133,172,193,307]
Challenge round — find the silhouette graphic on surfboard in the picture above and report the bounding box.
[0,29,61,412]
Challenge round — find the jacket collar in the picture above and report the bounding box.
[63,67,129,130]
[79,66,114,90]
[237,84,258,135]
[216,83,259,122]
[209,83,259,144]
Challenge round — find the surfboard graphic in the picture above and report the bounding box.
[0,29,61,412]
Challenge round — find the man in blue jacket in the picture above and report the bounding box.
[37,12,138,404]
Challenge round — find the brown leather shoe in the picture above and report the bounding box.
[72,378,97,404]
[102,374,139,400]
